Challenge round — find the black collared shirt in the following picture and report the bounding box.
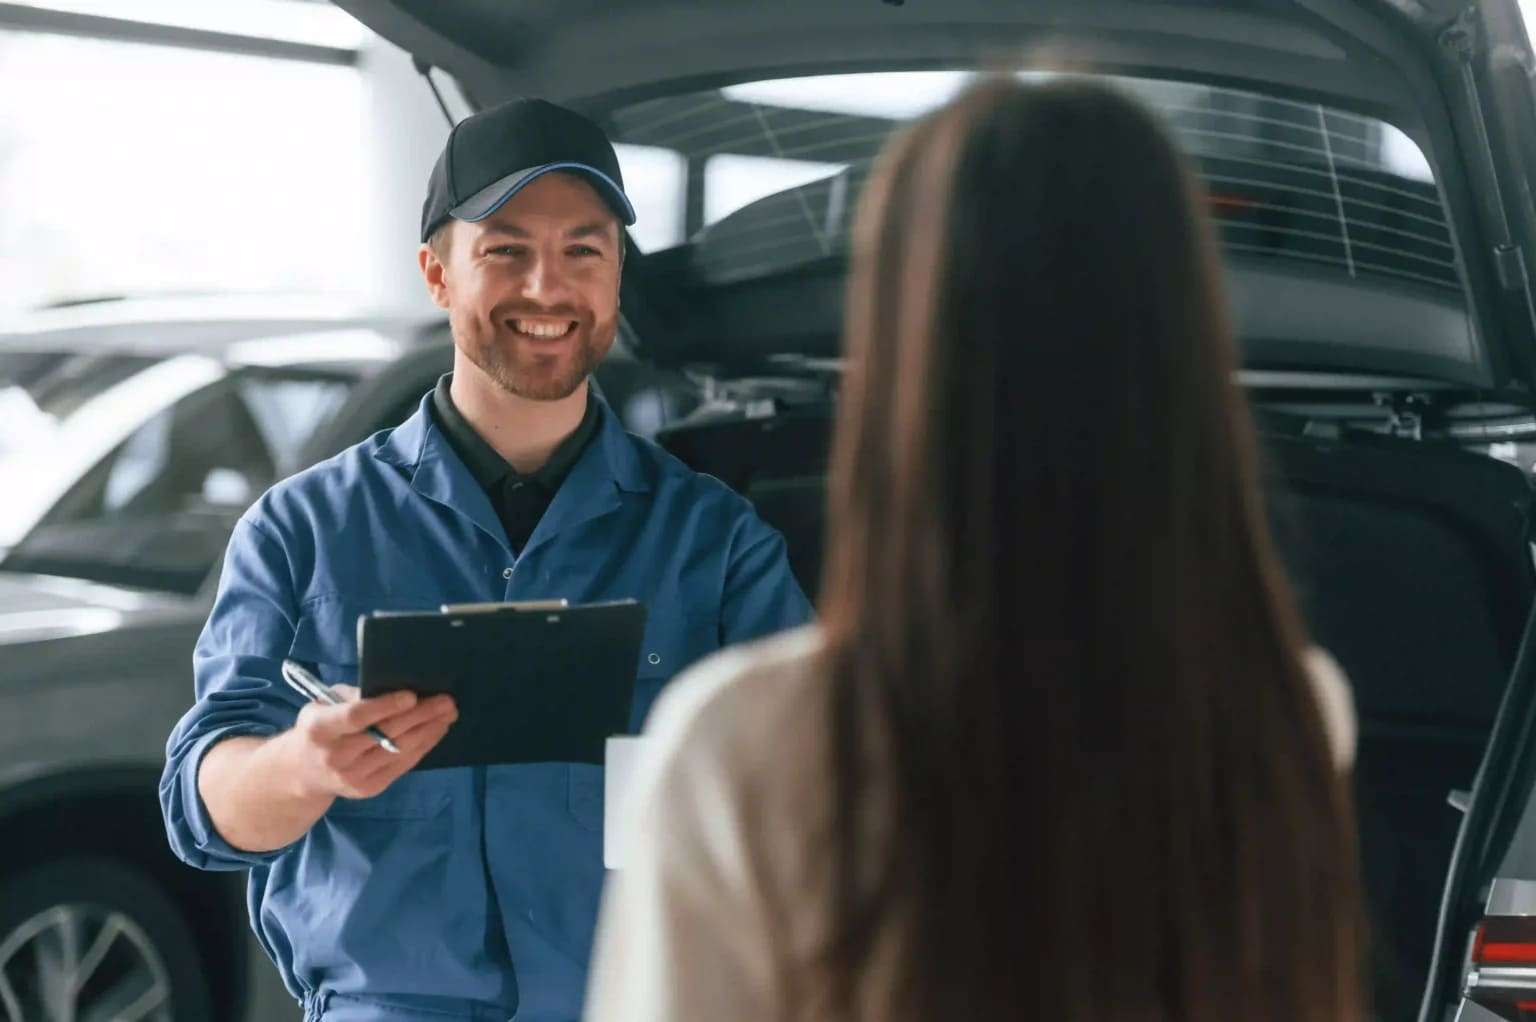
[430,374,601,553]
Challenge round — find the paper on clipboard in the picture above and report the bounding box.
[604,735,646,870]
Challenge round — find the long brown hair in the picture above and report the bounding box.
[815,76,1364,1021]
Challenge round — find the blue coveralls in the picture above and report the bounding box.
[159,393,811,1020]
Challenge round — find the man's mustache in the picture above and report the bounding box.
[493,302,586,321]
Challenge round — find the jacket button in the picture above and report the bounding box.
[647,653,661,665]
[502,567,514,580]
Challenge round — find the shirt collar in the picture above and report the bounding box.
[377,383,652,542]
[429,373,600,494]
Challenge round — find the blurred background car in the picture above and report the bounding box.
[0,296,695,1021]
[0,299,443,1022]
[3,0,1536,1020]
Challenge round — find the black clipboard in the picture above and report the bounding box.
[358,599,647,771]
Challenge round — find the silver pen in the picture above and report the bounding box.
[280,659,401,754]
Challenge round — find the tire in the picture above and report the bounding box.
[0,856,214,1022]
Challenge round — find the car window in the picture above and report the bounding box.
[0,351,157,457]
[606,70,1450,292]
[613,143,687,252]
[1,371,352,593]
[77,374,350,520]
[238,377,352,475]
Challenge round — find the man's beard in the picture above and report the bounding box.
[462,320,609,401]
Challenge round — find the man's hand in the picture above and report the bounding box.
[285,687,459,800]
[197,688,458,854]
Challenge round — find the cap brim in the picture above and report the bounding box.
[449,162,637,227]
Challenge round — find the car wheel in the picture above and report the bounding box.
[0,857,213,1022]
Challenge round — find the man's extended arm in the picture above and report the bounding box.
[160,517,455,867]
[197,687,456,852]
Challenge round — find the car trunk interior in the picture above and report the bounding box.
[644,355,1534,1016]
[336,0,1536,1014]
[615,74,1536,1007]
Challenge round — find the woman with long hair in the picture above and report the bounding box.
[586,75,1363,1022]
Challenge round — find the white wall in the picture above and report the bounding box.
[358,36,453,316]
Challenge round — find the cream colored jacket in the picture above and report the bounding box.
[585,626,1356,1022]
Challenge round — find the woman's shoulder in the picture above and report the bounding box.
[620,626,830,877]
[643,630,1356,774]
[1302,646,1357,769]
[643,625,829,771]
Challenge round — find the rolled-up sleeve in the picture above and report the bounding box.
[719,513,813,646]
[159,516,304,870]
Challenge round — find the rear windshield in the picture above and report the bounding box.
[605,71,1454,294]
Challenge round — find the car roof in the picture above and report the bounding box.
[0,296,448,373]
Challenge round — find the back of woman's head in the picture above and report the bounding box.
[815,76,1363,1022]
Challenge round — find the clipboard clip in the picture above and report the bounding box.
[437,599,571,615]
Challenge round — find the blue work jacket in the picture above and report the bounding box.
[159,392,811,1021]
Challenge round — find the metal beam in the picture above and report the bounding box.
[0,4,356,65]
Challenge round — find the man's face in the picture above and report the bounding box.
[422,172,623,402]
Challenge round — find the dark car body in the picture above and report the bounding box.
[0,300,696,1020]
[332,3,1536,1020]
[6,0,1536,1017]
[0,303,450,1020]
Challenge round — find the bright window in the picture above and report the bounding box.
[0,30,365,314]
[613,143,686,252]
[704,153,844,227]
[0,1,368,47]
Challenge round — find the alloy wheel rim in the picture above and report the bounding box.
[0,903,173,1022]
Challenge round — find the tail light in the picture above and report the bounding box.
[1464,880,1536,1020]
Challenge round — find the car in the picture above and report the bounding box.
[7,0,1535,1016]
[334,3,1536,1021]
[0,298,698,1021]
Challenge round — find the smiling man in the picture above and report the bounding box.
[159,98,811,1022]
